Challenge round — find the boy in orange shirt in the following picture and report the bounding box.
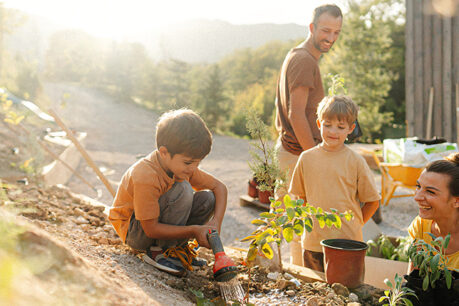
[289,96,380,272]
[109,109,228,276]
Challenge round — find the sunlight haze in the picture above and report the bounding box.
[3,0,346,39]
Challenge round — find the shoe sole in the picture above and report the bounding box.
[143,254,186,277]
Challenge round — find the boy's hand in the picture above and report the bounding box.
[193,224,217,249]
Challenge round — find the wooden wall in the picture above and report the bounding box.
[405,0,459,142]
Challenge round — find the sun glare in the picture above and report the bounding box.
[4,0,346,39]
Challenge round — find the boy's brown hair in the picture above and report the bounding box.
[317,95,358,126]
[156,109,212,159]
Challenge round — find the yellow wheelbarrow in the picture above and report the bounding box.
[361,148,424,206]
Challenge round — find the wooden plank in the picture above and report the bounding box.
[443,17,453,141]
[423,8,433,138]
[240,195,270,210]
[413,0,424,137]
[453,16,459,143]
[432,14,443,137]
[48,109,117,197]
[405,0,415,137]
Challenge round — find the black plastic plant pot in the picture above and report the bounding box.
[320,239,368,289]
[403,270,459,306]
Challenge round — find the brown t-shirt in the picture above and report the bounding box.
[289,146,381,252]
[108,150,214,242]
[275,44,324,155]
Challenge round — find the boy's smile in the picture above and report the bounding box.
[158,147,202,180]
[317,117,355,152]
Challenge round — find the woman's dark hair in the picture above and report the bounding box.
[426,152,459,196]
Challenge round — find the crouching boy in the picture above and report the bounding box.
[109,109,228,276]
[289,96,380,272]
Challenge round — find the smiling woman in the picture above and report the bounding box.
[408,152,459,270]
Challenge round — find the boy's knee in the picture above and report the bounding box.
[167,181,193,205]
[195,190,215,210]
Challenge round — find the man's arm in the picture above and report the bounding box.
[289,86,316,151]
[361,200,380,223]
[140,218,215,249]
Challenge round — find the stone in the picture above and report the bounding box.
[348,292,359,302]
[347,303,361,306]
[332,283,349,296]
[286,290,295,296]
[267,272,281,280]
[305,296,320,306]
[75,216,89,225]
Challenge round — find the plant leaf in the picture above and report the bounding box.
[261,243,273,259]
[422,274,429,291]
[286,208,295,220]
[283,227,293,243]
[247,246,257,262]
[251,219,267,226]
[240,235,256,242]
[260,212,275,219]
[445,268,452,289]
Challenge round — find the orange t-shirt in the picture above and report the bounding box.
[109,150,215,242]
[275,43,324,155]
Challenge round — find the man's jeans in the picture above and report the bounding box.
[125,181,215,251]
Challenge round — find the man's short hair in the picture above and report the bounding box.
[156,109,212,159]
[317,95,358,126]
[312,4,343,25]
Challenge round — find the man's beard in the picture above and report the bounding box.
[313,39,334,53]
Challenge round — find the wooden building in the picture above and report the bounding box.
[405,0,459,142]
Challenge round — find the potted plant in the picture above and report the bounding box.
[379,274,417,306]
[245,110,285,204]
[404,233,459,305]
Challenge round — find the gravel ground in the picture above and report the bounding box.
[43,83,418,259]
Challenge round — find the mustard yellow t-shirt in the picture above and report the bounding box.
[109,150,215,242]
[408,216,459,270]
[289,145,381,252]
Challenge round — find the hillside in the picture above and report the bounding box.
[6,15,305,64]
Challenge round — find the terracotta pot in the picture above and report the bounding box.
[248,179,258,198]
[320,239,368,289]
[258,189,273,204]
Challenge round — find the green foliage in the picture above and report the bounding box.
[379,274,417,306]
[193,64,228,130]
[242,194,353,263]
[321,0,405,142]
[366,235,411,262]
[408,233,458,290]
[246,109,285,192]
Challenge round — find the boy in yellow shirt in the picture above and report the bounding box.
[289,95,380,271]
[109,109,228,276]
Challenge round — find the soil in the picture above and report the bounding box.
[0,83,417,305]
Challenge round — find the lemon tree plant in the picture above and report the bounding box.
[241,195,353,269]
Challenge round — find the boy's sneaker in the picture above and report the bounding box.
[143,246,186,277]
[164,240,207,271]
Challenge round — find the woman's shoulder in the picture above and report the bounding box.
[408,216,433,239]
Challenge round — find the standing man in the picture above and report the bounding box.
[274,4,343,265]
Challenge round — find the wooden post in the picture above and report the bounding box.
[432,14,443,137]
[48,109,116,198]
[413,0,424,137]
[405,0,415,137]
[443,16,452,141]
[426,87,434,139]
[456,83,459,145]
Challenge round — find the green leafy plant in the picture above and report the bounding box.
[379,273,417,306]
[367,235,411,262]
[326,73,347,96]
[408,233,458,290]
[241,195,353,266]
[245,110,285,192]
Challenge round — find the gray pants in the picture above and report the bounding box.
[125,181,215,251]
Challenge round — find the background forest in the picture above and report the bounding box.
[0,0,405,142]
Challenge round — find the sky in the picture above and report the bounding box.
[3,0,347,39]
